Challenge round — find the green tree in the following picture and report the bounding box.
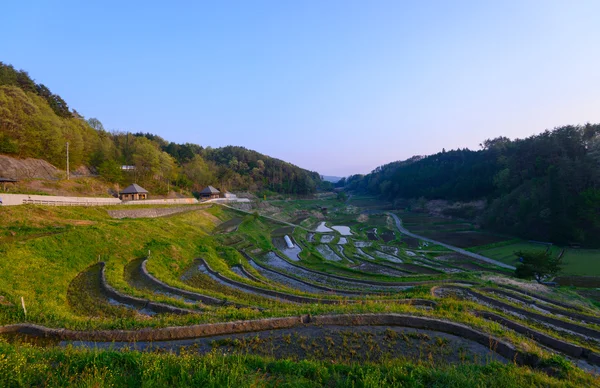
[514,250,563,283]
[98,160,123,183]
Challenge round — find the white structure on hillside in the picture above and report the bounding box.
[284,235,294,249]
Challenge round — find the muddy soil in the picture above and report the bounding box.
[214,217,243,233]
[399,235,421,249]
[367,232,379,241]
[67,263,151,318]
[372,250,403,263]
[316,244,343,262]
[64,326,505,366]
[320,235,335,243]
[381,231,395,242]
[257,252,412,292]
[248,260,333,295]
[124,258,198,304]
[352,262,408,277]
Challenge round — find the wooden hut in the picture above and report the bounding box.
[199,185,220,200]
[119,184,148,201]
[0,177,18,192]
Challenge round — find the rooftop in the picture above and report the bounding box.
[120,183,148,194]
[200,185,220,194]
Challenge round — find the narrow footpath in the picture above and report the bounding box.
[386,212,516,270]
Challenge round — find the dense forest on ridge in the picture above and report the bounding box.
[343,125,600,246]
[0,62,322,195]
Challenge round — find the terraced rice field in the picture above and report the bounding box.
[1,202,600,386]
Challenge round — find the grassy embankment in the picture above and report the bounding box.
[2,342,598,387]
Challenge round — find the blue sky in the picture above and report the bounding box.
[2,1,600,176]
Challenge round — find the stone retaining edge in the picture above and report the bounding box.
[196,258,339,305]
[140,260,226,306]
[494,284,592,314]
[481,287,600,325]
[274,251,476,288]
[436,285,600,340]
[475,310,584,358]
[0,313,539,367]
[242,251,355,294]
[234,263,268,284]
[3,312,598,366]
[99,262,197,316]
[199,258,435,307]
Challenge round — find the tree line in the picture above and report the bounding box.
[343,124,600,246]
[0,62,321,195]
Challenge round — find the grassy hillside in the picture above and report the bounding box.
[1,198,600,386]
[345,125,600,246]
[0,62,323,196]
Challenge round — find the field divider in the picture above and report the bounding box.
[432,285,600,340]
[271,251,477,288]
[140,260,254,309]
[479,287,600,325]
[0,313,561,368]
[99,262,198,315]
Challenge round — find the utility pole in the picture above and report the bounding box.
[66,141,70,180]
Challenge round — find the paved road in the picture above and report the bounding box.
[386,212,516,270]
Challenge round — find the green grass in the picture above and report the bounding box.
[474,242,600,276]
[1,342,598,388]
[2,199,600,385]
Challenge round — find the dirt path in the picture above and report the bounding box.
[386,213,515,270]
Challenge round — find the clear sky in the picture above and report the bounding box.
[2,1,600,176]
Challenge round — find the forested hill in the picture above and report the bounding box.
[344,125,600,246]
[0,62,321,195]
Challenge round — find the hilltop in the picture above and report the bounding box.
[343,126,600,247]
[0,62,323,197]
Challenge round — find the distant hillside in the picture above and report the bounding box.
[0,62,322,195]
[346,125,600,246]
[321,175,343,183]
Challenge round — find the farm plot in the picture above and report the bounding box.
[316,244,343,262]
[214,217,243,233]
[351,261,409,277]
[475,243,600,276]
[256,252,413,291]
[71,326,505,365]
[272,236,302,262]
[415,231,510,249]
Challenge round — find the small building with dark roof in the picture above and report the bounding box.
[119,183,148,201]
[0,177,18,192]
[199,185,220,200]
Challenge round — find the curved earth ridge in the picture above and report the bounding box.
[97,263,199,315]
[139,260,257,310]
[193,258,436,307]
[495,284,593,313]
[479,287,600,325]
[433,285,600,340]
[267,251,478,288]
[474,310,600,365]
[246,251,474,297]
[0,313,541,367]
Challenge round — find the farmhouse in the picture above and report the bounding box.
[199,185,220,200]
[119,183,148,201]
